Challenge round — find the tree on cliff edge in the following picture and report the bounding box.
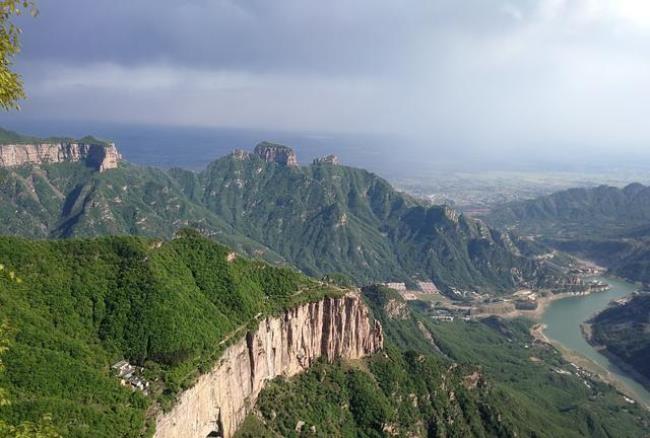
[0,1,36,110]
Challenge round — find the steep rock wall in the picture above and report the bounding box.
[155,293,383,438]
[254,141,298,166]
[0,142,121,172]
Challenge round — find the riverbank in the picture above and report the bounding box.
[489,290,578,321]
[531,322,649,409]
[536,277,650,409]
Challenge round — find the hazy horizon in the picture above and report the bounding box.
[2,118,650,186]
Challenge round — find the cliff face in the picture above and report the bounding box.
[254,141,298,166]
[0,142,121,172]
[155,293,383,438]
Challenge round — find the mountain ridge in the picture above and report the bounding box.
[0,131,562,292]
[483,182,650,283]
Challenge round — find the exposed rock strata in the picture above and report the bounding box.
[313,154,339,165]
[254,141,298,166]
[0,142,121,172]
[155,293,383,438]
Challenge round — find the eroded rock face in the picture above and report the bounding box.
[0,142,121,172]
[254,141,298,166]
[313,154,339,165]
[154,293,383,438]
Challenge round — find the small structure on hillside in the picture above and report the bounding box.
[112,360,150,393]
[431,309,455,322]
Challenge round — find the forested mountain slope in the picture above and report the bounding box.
[485,183,650,239]
[590,294,650,387]
[170,148,559,291]
[0,231,339,437]
[484,183,650,283]
[0,133,563,292]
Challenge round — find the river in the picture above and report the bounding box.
[541,277,650,408]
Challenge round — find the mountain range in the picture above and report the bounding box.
[1,129,648,437]
[483,183,650,283]
[0,129,563,293]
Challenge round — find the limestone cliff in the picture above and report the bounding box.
[254,141,298,166]
[155,293,383,438]
[0,142,121,172]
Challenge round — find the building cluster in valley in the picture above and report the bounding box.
[383,281,442,301]
[382,281,472,322]
[112,360,150,393]
[382,258,612,322]
[567,264,605,276]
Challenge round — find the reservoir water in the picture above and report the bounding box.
[541,277,650,408]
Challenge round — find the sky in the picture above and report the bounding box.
[4,0,650,163]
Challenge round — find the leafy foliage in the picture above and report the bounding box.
[0,321,61,437]
[0,233,338,437]
[0,1,37,110]
[236,348,515,438]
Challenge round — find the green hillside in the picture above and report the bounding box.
[0,161,284,262]
[484,183,650,239]
[483,183,650,283]
[590,294,650,387]
[0,137,564,293]
[0,231,338,437]
[179,151,557,291]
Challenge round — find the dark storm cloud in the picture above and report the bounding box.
[18,0,528,75]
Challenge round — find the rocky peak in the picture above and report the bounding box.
[254,141,298,166]
[230,149,251,160]
[0,138,121,172]
[442,205,461,224]
[313,154,340,165]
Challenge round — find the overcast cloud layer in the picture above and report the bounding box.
[6,0,650,159]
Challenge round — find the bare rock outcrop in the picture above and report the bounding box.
[313,154,339,165]
[155,293,383,438]
[254,141,298,166]
[230,149,250,160]
[0,142,121,172]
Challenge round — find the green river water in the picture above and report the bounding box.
[541,277,650,408]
